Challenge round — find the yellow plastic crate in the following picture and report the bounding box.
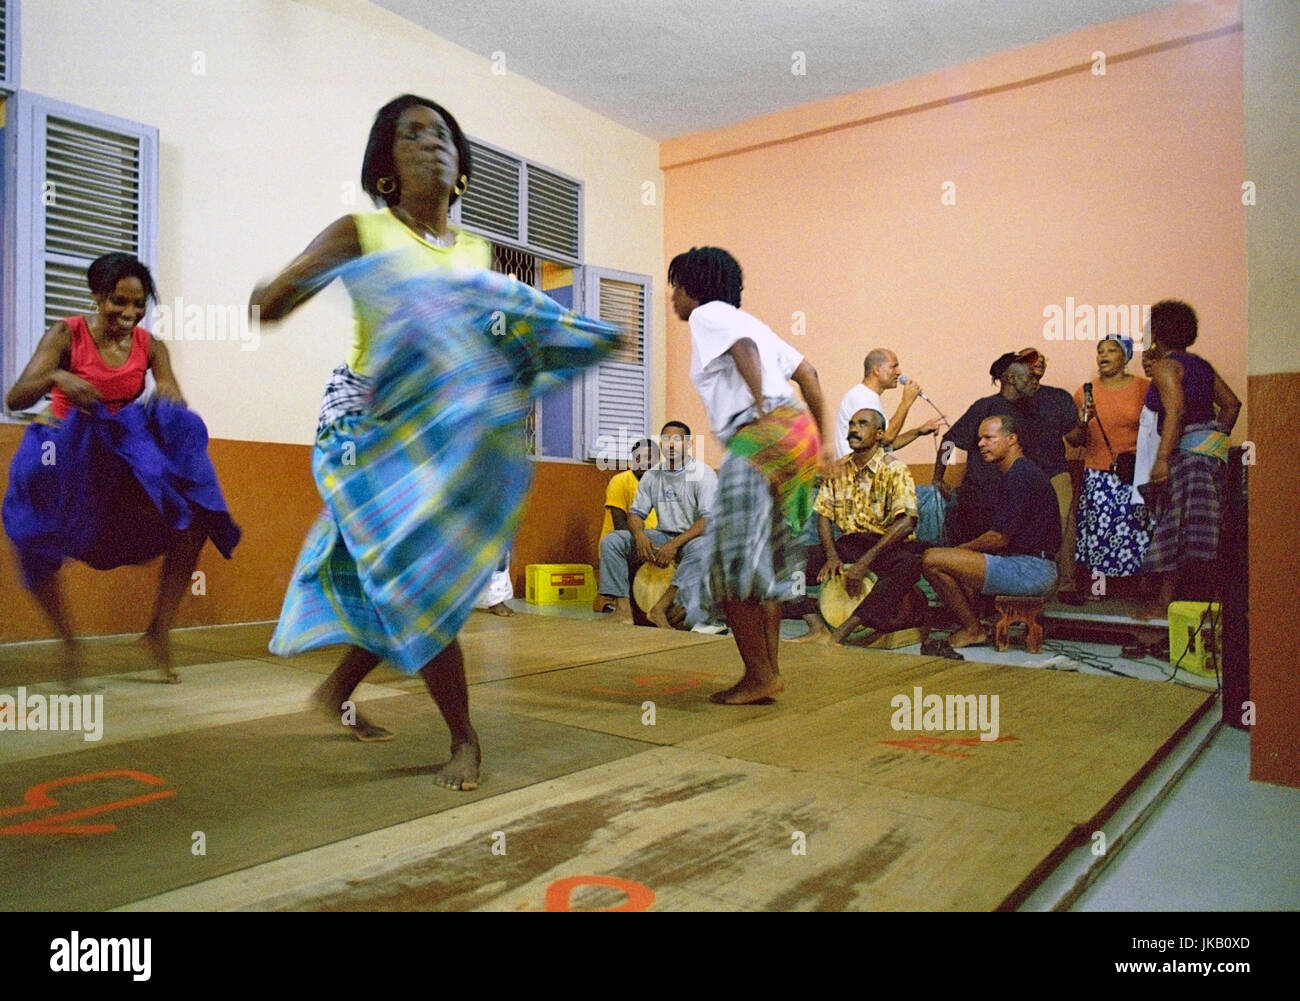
[1168,601,1222,678]
[525,563,597,605]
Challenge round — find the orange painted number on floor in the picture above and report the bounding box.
[877,734,1020,759]
[590,671,716,697]
[544,875,656,912]
[0,769,177,836]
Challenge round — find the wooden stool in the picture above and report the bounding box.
[993,595,1045,653]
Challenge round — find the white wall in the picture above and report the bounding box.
[1244,0,1300,377]
[21,0,665,442]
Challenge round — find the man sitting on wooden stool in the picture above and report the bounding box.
[921,414,1061,655]
[786,407,924,645]
[600,420,717,627]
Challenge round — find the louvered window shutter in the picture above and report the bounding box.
[455,139,582,266]
[581,267,652,462]
[457,140,521,244]
[0,0,16,91]
[526,165,581,263]
[4,93,157,400]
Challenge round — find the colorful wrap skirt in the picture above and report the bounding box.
[2,399,241,589]
[702,401,822,615]
[1142,422,1226,575]
[269,259,620,673]
[1075,467,1151,578]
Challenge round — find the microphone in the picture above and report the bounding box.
[898,375,931,402]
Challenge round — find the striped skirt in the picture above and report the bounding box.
[270,260,619,673]
[1142,444,1225,574]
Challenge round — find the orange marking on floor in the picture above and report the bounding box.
[0,769,177,836]
[590,671,717,697]
[544,874,656,912]
[877,734,1021,759]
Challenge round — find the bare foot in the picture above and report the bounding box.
[607,597,636,625]
[487,602,515,617]
[837,626,881,647]
[351,717,394,742]
[435,738,481,791]
[788,616,830,644]
[946,625,988,649]
[311,687,393,741]
[139,632,181,684]
[59,640,98,690]
[709,676,785,705]
[647,605,672,629]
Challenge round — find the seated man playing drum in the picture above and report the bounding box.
[786,408,925,645]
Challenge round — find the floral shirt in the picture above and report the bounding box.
[813,450,918,537]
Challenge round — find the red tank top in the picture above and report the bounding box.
[50,315,151,420]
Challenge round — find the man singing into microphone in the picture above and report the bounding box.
[835,348,944,459]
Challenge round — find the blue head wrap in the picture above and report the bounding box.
[1103,333,1134,362]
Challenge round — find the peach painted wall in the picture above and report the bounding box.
[661,0,1247,469]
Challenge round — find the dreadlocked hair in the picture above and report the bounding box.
[667,247,743,307]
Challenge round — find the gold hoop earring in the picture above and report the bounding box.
[377,176,397,196]
[454,174,468,196]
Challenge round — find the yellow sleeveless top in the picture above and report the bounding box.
[347,209,492,375]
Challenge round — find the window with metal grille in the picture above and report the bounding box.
[455,136,650,462]
[2,92,157,408]
[489,243,540,454]
[483,246,649,463]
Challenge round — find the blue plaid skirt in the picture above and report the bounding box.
[270,259,619,672]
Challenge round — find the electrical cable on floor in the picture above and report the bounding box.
[1042,638,1142,678]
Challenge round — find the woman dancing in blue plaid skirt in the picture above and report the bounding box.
[251,96,618,789]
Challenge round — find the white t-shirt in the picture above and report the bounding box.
[688,301,803,434]
[835,384,887,459]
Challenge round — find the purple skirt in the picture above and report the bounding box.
[2,399,240,589]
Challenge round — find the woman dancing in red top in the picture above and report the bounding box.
[4,253,240,683]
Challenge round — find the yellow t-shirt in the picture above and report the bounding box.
[347,209,492,375]
[600,469,658,539]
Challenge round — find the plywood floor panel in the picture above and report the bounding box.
[0,695,649,911]
[123,747,1073,912]
[1,617,1211,912]
[682,658,1213,827]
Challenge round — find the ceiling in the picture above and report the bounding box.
[373,0,1181,140]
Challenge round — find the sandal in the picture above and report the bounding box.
[352,718,395,742]
[920,637,965,661]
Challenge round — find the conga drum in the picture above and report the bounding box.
[817,571,878,629]
[632,561,677,622]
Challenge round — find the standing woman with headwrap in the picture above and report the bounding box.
[1065,334,1151,596]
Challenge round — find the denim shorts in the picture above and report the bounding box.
[981,554,1059,596]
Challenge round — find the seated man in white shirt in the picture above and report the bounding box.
[599,420,719,627]
[836,348,943,459]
